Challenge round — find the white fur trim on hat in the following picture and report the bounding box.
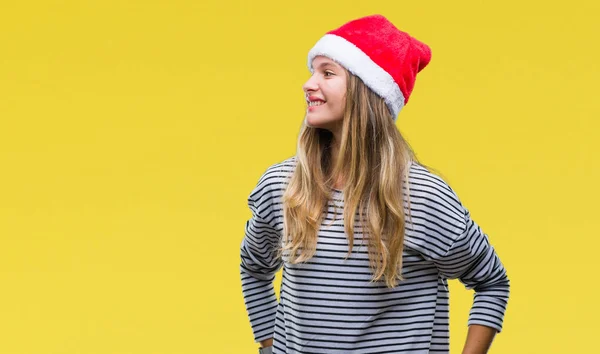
[307,34,405,119]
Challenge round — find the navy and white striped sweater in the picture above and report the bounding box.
[240,156,510,353]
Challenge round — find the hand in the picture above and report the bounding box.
[259,338,273,348]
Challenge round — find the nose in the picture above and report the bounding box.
[302,74,318,95]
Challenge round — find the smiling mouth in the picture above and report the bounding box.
[308,101,325,107]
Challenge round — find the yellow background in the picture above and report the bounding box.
[1,1,598,353]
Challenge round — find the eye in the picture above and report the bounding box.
[324,71,334,77]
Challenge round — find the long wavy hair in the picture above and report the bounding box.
[280,68,438,288]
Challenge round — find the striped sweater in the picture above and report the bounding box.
[240,156,510,353]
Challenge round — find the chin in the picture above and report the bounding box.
[305,115,340,129]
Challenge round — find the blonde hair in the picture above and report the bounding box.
[280,69,437,288]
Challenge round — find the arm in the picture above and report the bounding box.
[404,175,510,352]
[434,206,510,352]
[461,324,497,354]
[240,174,283,344]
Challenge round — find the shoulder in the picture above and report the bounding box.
[249,155,297,206]
[261,156,297,181]
[403,161,468,258]
[251,156,296,193]
[406,161,464,219]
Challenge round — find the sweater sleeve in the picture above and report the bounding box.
[240,171,283,342]
[405,178,510,333]
[435,205,510,333]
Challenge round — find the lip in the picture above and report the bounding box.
[306,95,326,112]
[307,95,326,103]
[307,102,325,111]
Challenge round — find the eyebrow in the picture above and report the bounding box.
[315,61,339,70]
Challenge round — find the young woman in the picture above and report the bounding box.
[240,14,510,354]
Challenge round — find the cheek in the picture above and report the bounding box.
[335,92,347,110]
[336,85,347,104]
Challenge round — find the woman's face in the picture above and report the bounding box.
[302,56,347,132]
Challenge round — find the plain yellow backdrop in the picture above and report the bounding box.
[0,1,598,353]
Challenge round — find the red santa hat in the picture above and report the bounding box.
[307,14,432,120]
